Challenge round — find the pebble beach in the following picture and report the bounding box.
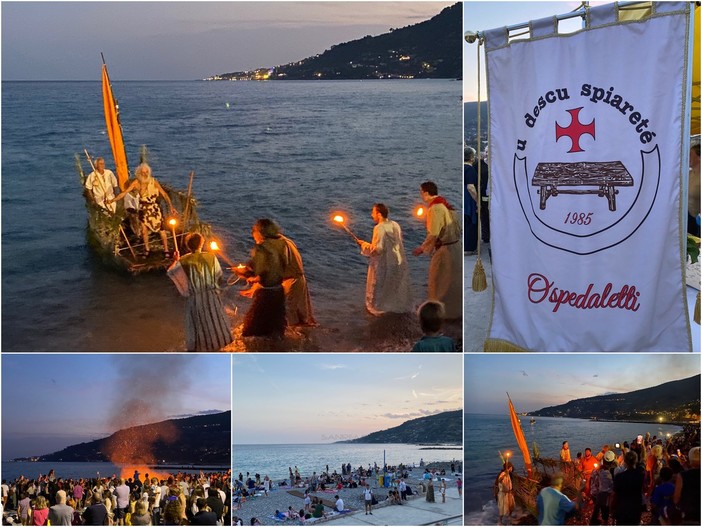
[232,462,461,526]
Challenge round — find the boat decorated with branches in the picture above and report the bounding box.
[76,56,211,274]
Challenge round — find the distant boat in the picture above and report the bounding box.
[530,418,536,425]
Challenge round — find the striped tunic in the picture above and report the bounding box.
[179,251,233,351]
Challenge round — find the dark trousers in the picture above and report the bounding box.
[589,493,610,525]
[480,200,490,243]
[464,215,478,252]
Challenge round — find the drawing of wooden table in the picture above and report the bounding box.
[532,161,633,212]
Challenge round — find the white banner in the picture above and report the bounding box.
[485,2,692,351]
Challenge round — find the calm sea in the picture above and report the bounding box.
[0,461,229,482]
[233,443,462,482]
[2,80,462,351]
[463,413,682,524]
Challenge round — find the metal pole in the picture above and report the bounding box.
[466,1,646,41]
[681,4,695,242]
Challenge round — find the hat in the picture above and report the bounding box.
[604,450,616,463]
[636,435,643,444]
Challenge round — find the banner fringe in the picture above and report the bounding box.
[484,338,529,352]
[472,257,488,292]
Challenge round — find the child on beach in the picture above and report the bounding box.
[412,301,457,351]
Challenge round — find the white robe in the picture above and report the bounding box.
[360,219,413,315]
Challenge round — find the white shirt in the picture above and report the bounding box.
[335,498,344,512]
[364,488,372,501]
[85,169,118,213]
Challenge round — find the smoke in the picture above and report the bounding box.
[104,355,196,465]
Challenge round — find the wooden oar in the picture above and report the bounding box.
[182,171,195,231]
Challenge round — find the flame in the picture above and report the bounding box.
[168,218,177,227]
[118,465,173,482]
[332,214,345,224]
[414,205,425,218]
[210,241,220,251]
[236,264,246,270]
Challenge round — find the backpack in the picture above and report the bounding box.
[592,468,614,497]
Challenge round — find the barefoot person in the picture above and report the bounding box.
[412,181,462,319]
[236,219,287,337]
[357,203,413,315]
[169,232,233,351]
[109,163,176,258]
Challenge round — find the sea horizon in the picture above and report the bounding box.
[233,443,462,482]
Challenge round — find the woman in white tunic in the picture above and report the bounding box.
[357,203,413,316]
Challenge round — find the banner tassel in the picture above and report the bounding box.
[484,338,529,352]
[695,291,700,325]
[473,257,488,291]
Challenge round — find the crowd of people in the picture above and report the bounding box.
[493,428,701,525]
[231,461,462,524]
[0,469,232,526]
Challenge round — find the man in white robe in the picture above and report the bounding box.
[357,203,413,315]
[84,157,118,213]
[412,181,462,319]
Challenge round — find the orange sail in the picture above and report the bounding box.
[102,63,129,190]
[507,393,532,476]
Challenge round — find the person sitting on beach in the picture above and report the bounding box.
[312,498,324,518]
[412,300,456,351]
[334,494,344,512]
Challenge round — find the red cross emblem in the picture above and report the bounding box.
[555,107,596,153]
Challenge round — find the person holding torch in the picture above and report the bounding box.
[356,203,413,316]
[412,181,462,319]
[168,232,233,351]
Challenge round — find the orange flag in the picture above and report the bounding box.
[508,393,532,476]
[102,64,129,190]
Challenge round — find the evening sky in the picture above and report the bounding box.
[464,354,701,415]
[1,354,231,459]
[3,2,453,81]
[232,354,463,445]
[463,1,597,101]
